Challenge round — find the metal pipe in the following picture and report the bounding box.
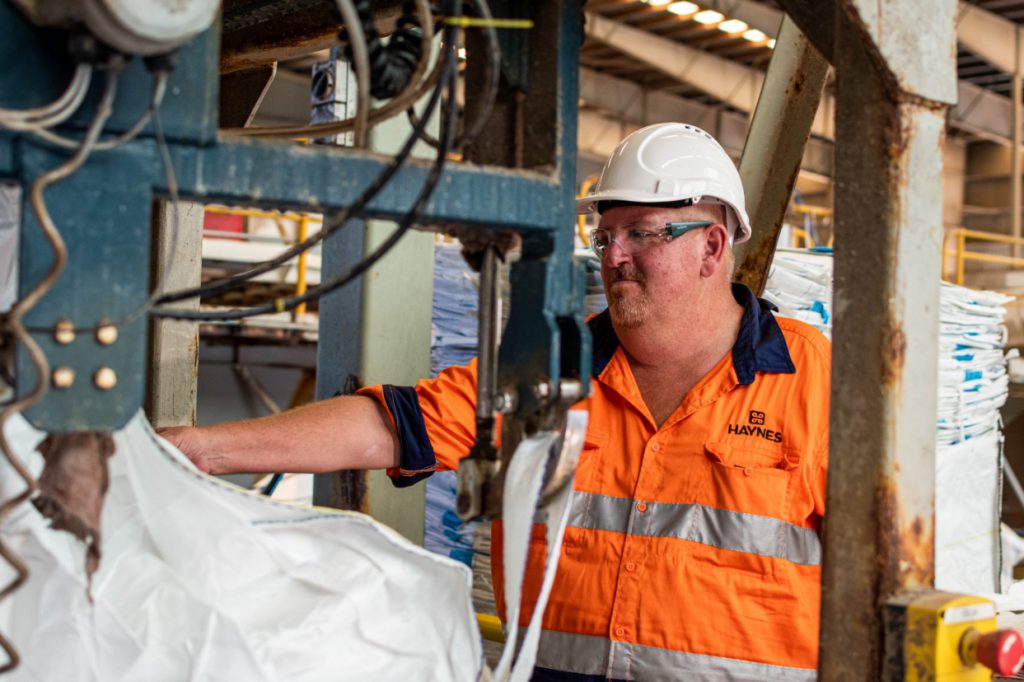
[475,244,500,428]
[295,215,310,317]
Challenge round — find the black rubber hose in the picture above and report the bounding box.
[342,1,424,100]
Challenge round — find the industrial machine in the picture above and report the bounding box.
[3,0,1024,680]
[0,0,587,671]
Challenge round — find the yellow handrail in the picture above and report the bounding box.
[942,227,1024,288]
[204,205,324,225]
[791,227,815,249]
[576,174,599,247]
[203,206,323,314]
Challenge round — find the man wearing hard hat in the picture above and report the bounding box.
[165,123,831,680]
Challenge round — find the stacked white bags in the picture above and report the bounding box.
[762,248,834,339]
[764,249,1013,595]
[934,283,1013,594]
[425,241,480,565]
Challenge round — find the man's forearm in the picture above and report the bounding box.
[161,395,400,475]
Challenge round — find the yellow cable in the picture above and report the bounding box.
[444,17,533,29]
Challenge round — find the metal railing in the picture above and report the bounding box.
[203,206,323,316]
[942,227,1024,287]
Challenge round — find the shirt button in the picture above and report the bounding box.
[651,442,661,452]
[615,626,627,638]
[625,561,637,572]
[636,502,647,513]
[743,467,753,477]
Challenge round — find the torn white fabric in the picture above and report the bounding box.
[0,412,483,682]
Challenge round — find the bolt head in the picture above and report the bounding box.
[53,320,75,345]
[94,367,117,390]
[52,366,75,389]
[95,323,118,346]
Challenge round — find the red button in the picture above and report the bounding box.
[625,561,637,572]
[614,627,627,638]
[651,442,661,452]
[636,502,647,513]
[977,629,1024,675]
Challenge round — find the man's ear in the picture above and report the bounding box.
[700,223,730,278]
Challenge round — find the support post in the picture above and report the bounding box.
[734,16,829,294]
[1012,29,1022,258]
[313,50,434,545]
[818,1,957,680]
[146,201,204,428]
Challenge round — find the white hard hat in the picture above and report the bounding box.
[576,122,752,244]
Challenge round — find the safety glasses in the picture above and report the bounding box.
[589,221,713,258]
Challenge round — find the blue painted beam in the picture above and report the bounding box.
[163,139,566,232]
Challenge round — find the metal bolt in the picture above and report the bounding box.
[94,367,117,390]
[95,322,118,346]
[559,379,584,403]
[494,391,517,413]
[53,319,75,345]
[534,381,553,400]
[52,366,75,389]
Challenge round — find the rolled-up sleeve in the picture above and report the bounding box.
[357,359,479,487]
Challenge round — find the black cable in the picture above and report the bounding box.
[407,0,499,151]
[154,39,450,307]
[342,0,424,100]
[152,3,463,322]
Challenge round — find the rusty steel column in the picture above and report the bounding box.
[734,16,829,294]
[818,2,957,681]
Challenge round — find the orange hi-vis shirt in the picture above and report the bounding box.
[360,284,831,681]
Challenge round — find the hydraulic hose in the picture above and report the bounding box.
[341,1,425,100]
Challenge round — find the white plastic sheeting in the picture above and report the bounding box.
[0,412,483,682]
[935,430,1002,594]
[764,250,1012,595]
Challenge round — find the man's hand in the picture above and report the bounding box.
[150,395,400,477]
[157,426,213,473]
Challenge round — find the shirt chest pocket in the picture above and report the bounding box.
[702,440,800,521]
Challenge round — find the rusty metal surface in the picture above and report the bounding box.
[734,15,828,295]
[817,1,953,680]
[220,0,402,74]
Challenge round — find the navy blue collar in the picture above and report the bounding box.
[588,283,795,385]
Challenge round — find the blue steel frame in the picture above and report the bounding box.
[0,1,589,432]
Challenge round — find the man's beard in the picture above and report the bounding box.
[606,265,650,329]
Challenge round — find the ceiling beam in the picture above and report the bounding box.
[956,1,1022,76]
[578,67,833,181]
[584,8,1016,143]
[585,10,835,139]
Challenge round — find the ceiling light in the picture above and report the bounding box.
[718,19,748,33]
[767,38,777,49]
[742,28,766,42]
[665,1,699,14]
[693,9,724,24]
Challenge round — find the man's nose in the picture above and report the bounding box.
[604,236,631,267]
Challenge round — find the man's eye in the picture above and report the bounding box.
[630,230,659,242]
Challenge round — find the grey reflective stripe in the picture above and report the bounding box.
[533,629,817,682]
[567,491,821,566]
